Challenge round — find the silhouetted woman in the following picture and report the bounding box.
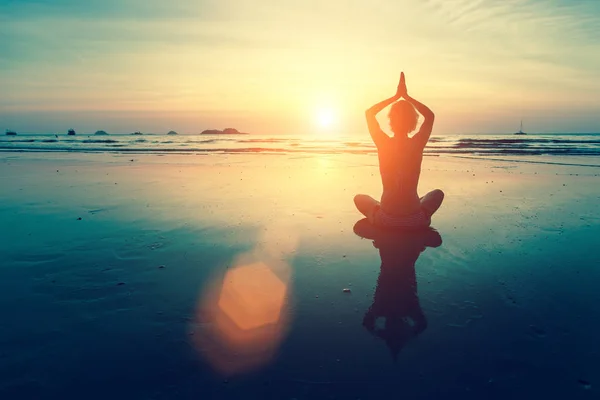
[354,72,444,228]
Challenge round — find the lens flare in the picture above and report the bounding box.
[191,222,297,376]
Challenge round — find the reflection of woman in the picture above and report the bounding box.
[354,218,442,359]
[354,72,444,228]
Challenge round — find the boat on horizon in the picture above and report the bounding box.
[5,129,16,136]
[68,129,76,136]
[132,131,143,135]
[514,120,526,135]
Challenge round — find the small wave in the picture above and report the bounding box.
[0,145,379,155]
[457,138,600,145]
[428,148,600,156]
[458,138,530,144]
[238,138,288,143]
[82,139,119,143]
[549,139,600,144]
[185,139,223,144]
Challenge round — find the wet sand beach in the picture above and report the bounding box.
[1,152,599,399]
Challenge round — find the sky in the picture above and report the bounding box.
[1,0,599,135]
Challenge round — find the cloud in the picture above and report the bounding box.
[1,0,599,133]
[0,0,214,19]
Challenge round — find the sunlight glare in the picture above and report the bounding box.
[315,107,337,130]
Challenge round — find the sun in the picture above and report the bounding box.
[315,108,337,130]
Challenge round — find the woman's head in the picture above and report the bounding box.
[389,101,418,136]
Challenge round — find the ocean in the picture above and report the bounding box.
[1,133,599,163]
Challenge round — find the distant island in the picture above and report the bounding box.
[200,128,249,135]
[167,131,178,135]
[95,130,108,135]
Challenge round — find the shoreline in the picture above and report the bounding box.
[2,133,600,161]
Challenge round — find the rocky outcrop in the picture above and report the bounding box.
[200,128,248,135]
[95,130,108,135]
[167,131,178,135]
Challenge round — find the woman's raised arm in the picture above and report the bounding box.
[365,73,405,146]
[404,92,435,147]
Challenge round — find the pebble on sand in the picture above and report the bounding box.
[529,325,546,337]
[577,379,591,390]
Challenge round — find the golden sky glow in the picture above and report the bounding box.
[1,0,600,134]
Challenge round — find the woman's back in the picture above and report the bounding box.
[377,137,423,216]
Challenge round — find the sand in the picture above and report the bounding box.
[0,152,599,399]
